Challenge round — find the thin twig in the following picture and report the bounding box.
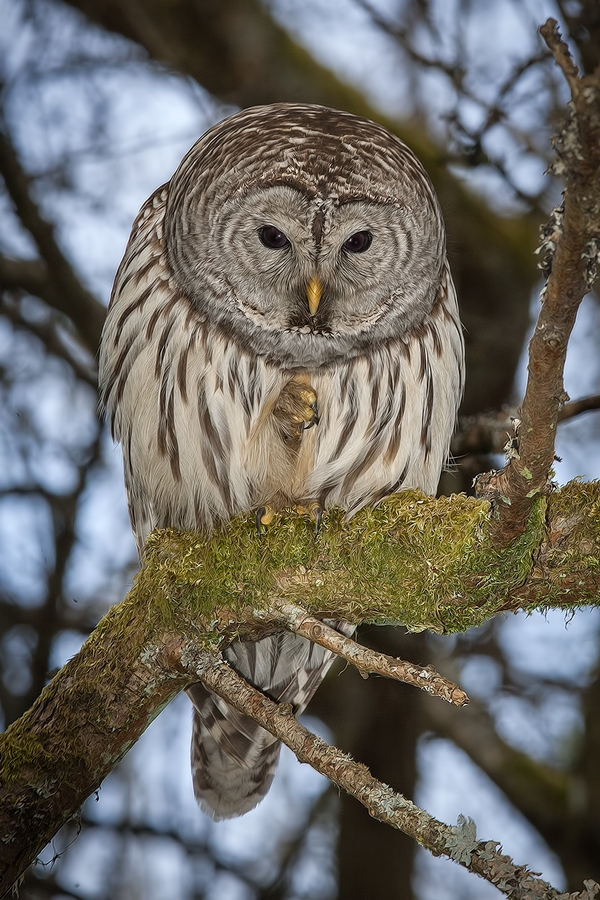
[559,393,600,422]
[264,603,468,707]
[452,393,600,457]
[540,18,580,94]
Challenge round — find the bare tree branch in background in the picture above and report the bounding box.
[0,129,105,354]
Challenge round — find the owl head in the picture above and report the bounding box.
[165,104,445,368]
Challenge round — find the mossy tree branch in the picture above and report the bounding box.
[2,482,600,897]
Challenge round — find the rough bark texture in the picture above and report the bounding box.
[0,611,188,895]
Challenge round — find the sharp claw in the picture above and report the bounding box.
[299,402,319,432]
[314,507,322,537]
[313,504,323,537]
[256,507,266,538]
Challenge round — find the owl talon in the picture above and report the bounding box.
[296,502,323,536]
[274,382,319,443]
[302,401,320,431]
[313,504,323,537]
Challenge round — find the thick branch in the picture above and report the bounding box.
[476,19,600,542]
[0,612,190,895]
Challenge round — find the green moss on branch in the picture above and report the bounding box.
[138,483,600,641]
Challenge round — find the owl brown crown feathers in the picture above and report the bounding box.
[99,103,464,819]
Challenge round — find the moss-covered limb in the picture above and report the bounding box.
[0,598,194,898]
[511,479,600,611]
[260,603,469,706]
[188,648,596,900]
[140,483,600,641]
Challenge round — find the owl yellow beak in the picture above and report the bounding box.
[306,277,322,316]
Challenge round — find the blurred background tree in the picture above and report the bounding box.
[1,1,600,898]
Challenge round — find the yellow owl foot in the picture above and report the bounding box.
[255,505,276,537]
[295,501,323,537]
[273,380,319,444]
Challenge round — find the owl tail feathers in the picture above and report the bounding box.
[186,626,354,819]
[187,682,281,820]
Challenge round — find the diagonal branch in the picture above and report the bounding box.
[264,602,468,706]
[476,19,600,543]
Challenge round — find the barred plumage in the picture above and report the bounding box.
[99,103,464,820]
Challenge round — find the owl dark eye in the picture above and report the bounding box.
[258,225,289,249]
[343,230,372,253]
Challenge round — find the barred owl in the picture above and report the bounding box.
[99,104,464,820]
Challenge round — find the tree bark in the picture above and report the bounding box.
[336,629,424,900]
